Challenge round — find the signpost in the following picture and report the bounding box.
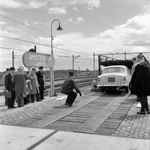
[22,52,55,68]
[22,51,55,97]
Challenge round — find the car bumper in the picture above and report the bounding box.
[97,83,128,88]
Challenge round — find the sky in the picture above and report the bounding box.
[0,0,150,71]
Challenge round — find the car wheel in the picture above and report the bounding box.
[101,88,105,92]
[125,87,129,93]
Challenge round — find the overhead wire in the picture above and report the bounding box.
[0,34,91,55]
[0,14,97,55]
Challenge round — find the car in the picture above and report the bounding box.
[97,65,131,93]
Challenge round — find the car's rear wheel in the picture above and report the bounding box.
[125,87,129,93]
[100,87,105,92]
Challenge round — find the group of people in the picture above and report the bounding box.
[130,53,150,114]
[3,66,45,109]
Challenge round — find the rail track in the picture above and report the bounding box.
[0,77,93,96]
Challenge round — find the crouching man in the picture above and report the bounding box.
[61,72,82,107]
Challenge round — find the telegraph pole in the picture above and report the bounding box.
[72,55,74,70]
[93,52,95,76]
[12,51,14,67]
[72,55,80,70]
[98,55,102,75]
[124,51,126,60]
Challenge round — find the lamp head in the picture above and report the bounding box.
[57,24,63,31]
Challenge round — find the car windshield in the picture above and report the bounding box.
[103,67,125,74]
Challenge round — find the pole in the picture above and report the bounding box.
[49,19,62,97]
[124,51,126,60]
[50,20,55,97]
[98,55,102,75]
[72,55,74,70]
[12,51,14,67]
[93,52,95,76]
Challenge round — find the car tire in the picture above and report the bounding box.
[100,88,105,92]
[125,87,129,93]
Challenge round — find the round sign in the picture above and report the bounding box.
[22,52,55,68]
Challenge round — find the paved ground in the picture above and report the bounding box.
[0,86,150,149]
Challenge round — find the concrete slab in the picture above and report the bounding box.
[0,125,55,150]
[33,131,150,150]
[75,93,129,133]
[28,95,102,128]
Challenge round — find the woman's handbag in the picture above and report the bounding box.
[4,91,11,98]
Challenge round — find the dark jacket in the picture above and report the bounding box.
[36,71,44,86]
[130,61,150,96]
[61,77,81,94]
[4,73,15,91]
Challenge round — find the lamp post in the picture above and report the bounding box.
[50,19,62,97]
[72,55,80,70]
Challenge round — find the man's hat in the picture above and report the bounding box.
[39,66,43,69]
[6,68,10,71]
[10,67,15,70]
[69,71,74,76]
[17,66,24,70]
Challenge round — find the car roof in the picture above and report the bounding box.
[104,65,127,69]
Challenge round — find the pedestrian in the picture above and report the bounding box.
[4,67,16,109]
[91,78,98,92]
[130,57,139,102]
[13,66,27,107]
[61,71,82,107]
[3,68,10,105]
[29,68,40,102]
[131,57,138,78]
[36,66,45,100]
[24,71,32,104]
[130,54,150,114]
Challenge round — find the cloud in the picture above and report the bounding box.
[0,0,47,9]
[75,17,84,23]
[98,12,150,52]
[48,6,67,14]
[0,0,101,10]
[33,21,42,25]
[0,0,24,9]
[28,1,47,9]
[68,18,73,23]
[0,21,7,25]
[0,10,8,15]
[73,7,79,12]
[50,0,101,8]
[67,17,84,24]
[24,20,30,26]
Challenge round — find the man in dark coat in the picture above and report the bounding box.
[131,54,150,114]
[36,66,45,100]
[13,66,27,107]
[4,67,16,109]
[61,72,82,107]
[3,68,10,105]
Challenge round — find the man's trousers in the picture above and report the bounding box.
[65,91,77,105]
[139,96,149,112]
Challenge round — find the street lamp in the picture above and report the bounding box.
[50,19,62,97]
[72,55,80,70]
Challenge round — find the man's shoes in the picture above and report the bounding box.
[147,111,150,114]
[12,106,17,108]
[137,111,146,114]
[65,103,72,107]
